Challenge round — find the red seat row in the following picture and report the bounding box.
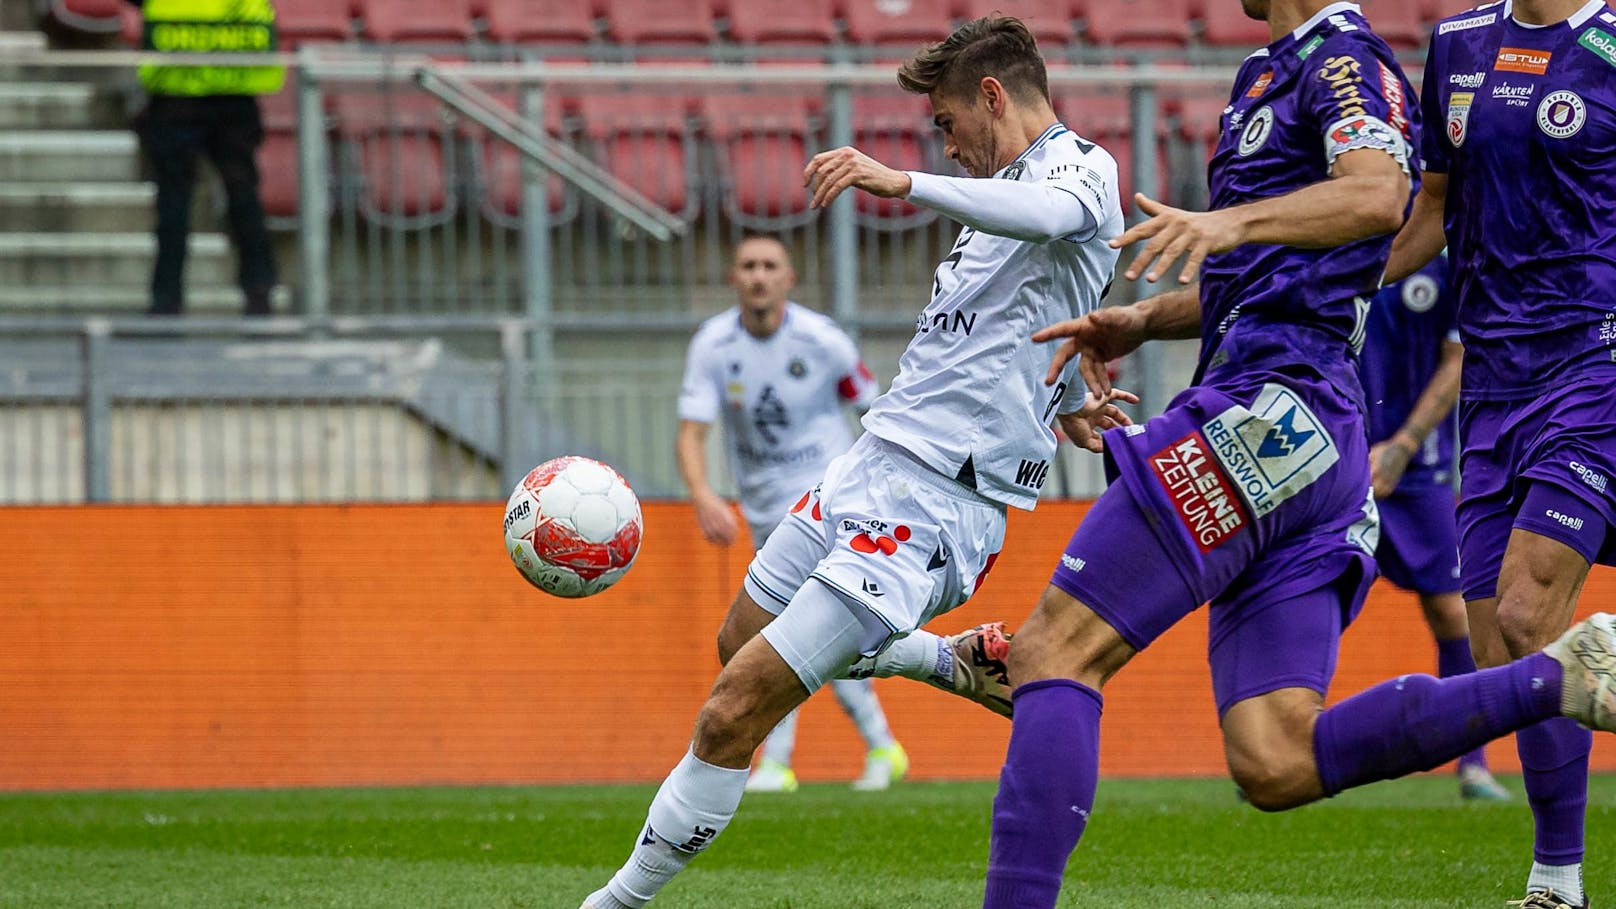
[253,86,1214,230]
[57,0,1470,51]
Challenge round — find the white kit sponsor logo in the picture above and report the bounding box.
[1200,383,1340,518]
[1438,13,1496,33]
[1571,460,1610,494]
[1492,83,1534,105]
[1448,71,1486,88]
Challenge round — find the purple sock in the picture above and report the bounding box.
[1518,717,1591,865]
[1314,653,1562,796]
[1436,636,1489,772]
[983,679,1102,909]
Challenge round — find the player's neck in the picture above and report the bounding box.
[740,305,785,338]
[1510,0,1587,26]
[1265,0,1332,41]
[994,109,1060,173]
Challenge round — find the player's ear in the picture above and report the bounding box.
[980,76,1007,116]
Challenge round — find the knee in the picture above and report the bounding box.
[1228,750,1317,812]
[692,678,758,763]
[1495,593,1558,655]
[1005,586,1134,688]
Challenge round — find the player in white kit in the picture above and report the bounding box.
[580,17,1129,908]
[677,233,907,793]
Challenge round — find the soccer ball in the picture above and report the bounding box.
[503,456,643,598]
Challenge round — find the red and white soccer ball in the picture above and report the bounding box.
[503,456,643,598]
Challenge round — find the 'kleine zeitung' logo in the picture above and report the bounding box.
[1238,106,1274,156]
[1538,90,1586,138]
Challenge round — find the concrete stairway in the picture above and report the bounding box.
[0,32,242,315]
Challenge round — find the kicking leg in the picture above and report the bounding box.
[1420,590,1511,799]
[582,580,874,909]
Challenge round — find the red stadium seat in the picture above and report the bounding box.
[852,94,935,225]
[602,0,718,45]
[359,0,474,44]
[45,0,122,34]
[482,0,596,45]
[256,90,305,224]
[1361,0,1428,50]
[841,0,956,49]
[119,3,141,45]
[959,0,1077,48]
[701,92,818,226]
[275,0,354,46]
[1080,0,1193,49]
[1196,0,1270,47]
[726,0,838,45]
[576,94,695,217]
[474,93,573,225]
[335,92,455,227]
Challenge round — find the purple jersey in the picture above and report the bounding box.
[1420,0,1616,401]
[1360,256,1459,487]
[1198,2,1421,395]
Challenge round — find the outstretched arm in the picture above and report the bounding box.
[803,146,1102,243]
[1035,285,1202,400]
[1114,146,1410,285]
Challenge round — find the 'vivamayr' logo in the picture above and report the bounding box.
[1256,407,1316,458]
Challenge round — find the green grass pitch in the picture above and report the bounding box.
[0,775,1611,908]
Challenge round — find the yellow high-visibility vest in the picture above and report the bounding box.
[139,0,285,96]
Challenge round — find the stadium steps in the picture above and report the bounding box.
[0,82,123,130]
[0,182,154,231]
[0,232,237,291]
[0,131,142,182]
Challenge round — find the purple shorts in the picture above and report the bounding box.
[1457,383,1616,601]
[1375,485,1461,596]
[1051,377,1377,714]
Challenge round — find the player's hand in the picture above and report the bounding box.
[1111,194,1245,285]
[1057,393,1137,454]
[804,146,912,210]
[692,491,739,546]
[1369,436,1415,499]
[1034,305,1150,399]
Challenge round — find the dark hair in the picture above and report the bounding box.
[897,16,1049,105]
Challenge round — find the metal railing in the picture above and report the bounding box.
[2,49,1254,502]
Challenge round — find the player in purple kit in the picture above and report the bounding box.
[969,1,1616,907]
[1381,0,1616,903]
[1361,255,1510,802]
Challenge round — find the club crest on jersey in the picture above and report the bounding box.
[1401,273,1440,312]
[999,161,1027,181]
[1447,92,1473,147]
[788,358,807,378]
[1538,90,1586,138]
[1237,106,1274,156]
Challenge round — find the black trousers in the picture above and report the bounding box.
[137,94,278,315]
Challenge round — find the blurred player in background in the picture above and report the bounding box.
[1361,254,1509,802]
[1381,0,1616,902]
[966,2,1616,908]
[581,16,1130,908]
[676,233,907,793]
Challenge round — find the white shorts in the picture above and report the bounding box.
[744,433,1007,653]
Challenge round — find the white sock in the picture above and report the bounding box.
[1527,862,1584,905]
[863,630,945,684]
[596,748,749,908]
[759,708,799,766]
[830,677,895,749]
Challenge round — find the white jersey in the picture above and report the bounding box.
[863,123,1124,510]
[678,302,879,527]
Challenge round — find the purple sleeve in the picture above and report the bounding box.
[1299,37,1416,173]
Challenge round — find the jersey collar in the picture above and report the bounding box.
[1500,0,1608,27]
[1290,1,1363,41]
[1006,122,1068,170]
